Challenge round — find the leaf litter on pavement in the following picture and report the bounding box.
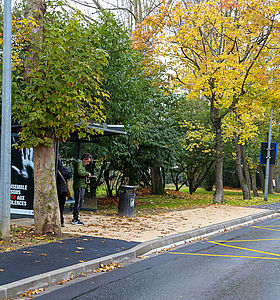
[0,225,76,253]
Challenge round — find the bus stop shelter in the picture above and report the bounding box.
[8,122,126,217]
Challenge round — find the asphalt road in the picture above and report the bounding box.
[36,216,280,300]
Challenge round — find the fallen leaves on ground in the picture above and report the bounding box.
[19,288,45,298]
[93,262,122,273]
[56,274,75,285]
[0,225,77,253]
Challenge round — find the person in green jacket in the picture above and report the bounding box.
[72,153,92,225]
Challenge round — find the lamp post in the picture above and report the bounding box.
[0,0,12,237]
[264,106,273,201]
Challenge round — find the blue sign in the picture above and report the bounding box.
[260,142,277,165]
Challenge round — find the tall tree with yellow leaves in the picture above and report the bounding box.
[133,0,280,203]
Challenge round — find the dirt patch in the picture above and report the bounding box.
[62,205,268,242]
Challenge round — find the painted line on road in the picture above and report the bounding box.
[169,252,280,260]
[214,238,280,243]
[254,225,280,227]
[208,241,280,257]
[251,226,280,232]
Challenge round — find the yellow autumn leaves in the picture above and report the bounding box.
[0,16,39,70]
[181,121,215,154]
[133,0,280,143]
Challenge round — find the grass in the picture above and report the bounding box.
[97,185,280,215]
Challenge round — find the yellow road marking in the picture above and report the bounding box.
[208,241,280,257]
[256,225,280,227]
[169,252,280,260]
[214,238,280,243]
[251,226,280,232]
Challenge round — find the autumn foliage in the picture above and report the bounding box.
[133,0,280,203]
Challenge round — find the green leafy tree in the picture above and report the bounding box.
[13,2,108,235]
[86,12,178,195]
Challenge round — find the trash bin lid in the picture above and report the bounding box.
[119,185,136,190]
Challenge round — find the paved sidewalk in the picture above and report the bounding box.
[0,236,139,286]
[1,205,279,299]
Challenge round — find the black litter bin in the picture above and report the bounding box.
[118,185,136,217]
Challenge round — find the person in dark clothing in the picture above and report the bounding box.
[56,159,72,226]
[72,153,92,225]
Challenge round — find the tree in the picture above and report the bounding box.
[84,12,180,196]
[12,2,108,234]
[133,0,280,203]
[181,120,215,194]
[67,0,168,30]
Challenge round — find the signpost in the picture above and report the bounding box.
[0,0,12,237]
[263,107,274,201]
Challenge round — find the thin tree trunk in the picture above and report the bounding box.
[269,165,274,194]
[212,116,225,204]
[104,169,113,198]
[258,165,265,192]
[274,157,280,193]
[240,144,251,191]
[33,142,61,235]
[162,166,165,190]
[251,171,260,197]
[234,134,251,199]
[170,169,179,191]
[192,161,214,193]
[188,173,194,195]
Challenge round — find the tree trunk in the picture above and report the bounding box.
[240,144,251,191]
[151,166,164,195]
[269,165,274,194]
[258,165,265,192]
[188,173,194,195]
[104,169,113,198]
[170,169,179,191]
[24,0,46,82]
[234,134,251,200]
[251,171,260,197]
[25,0,60,235]
[89,160,106,198]
[192,161,214,194]
[212,117,225,204]
[162,166,166,190]
[203,166,215,191]
[274,157,280,193]
[33,142,61,235]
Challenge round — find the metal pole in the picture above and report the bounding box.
[264,106,273,201]
[0,0,12,237]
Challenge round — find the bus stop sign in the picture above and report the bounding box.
[260,142,277,165]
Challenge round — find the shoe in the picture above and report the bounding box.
[72,220,84,225]
[61,223,65,227]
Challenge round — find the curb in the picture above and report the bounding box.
[1,210,278,299]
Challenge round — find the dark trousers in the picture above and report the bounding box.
[58,193,67,225]
[73,188,85,221]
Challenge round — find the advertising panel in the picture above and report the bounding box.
[10,143,34,216]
